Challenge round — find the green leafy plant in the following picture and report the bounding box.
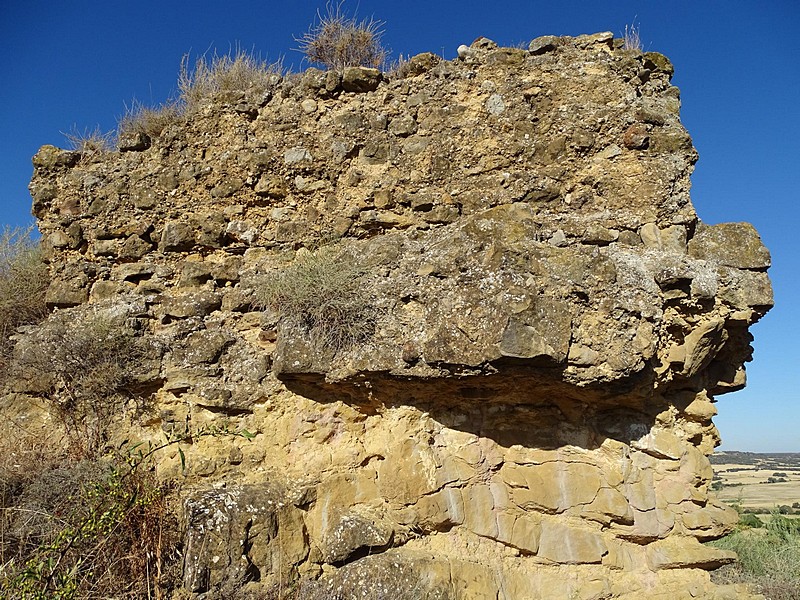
[0,445,179,599]
[0,425,254,599]
[296,1,388,70]
[257,248,379,352]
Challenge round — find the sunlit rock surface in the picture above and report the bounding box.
[8,31,772,599]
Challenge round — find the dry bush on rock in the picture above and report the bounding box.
[179,50,283,112]
[0,227,48,381]
[117,99,183,141]
[256,248,379,352]
[296,2,387,70]
[12,310,158,456]
[63,125,114,155]
[622,21,642,51]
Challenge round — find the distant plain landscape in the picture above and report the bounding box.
[711,451,800,516]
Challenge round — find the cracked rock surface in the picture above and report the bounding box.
[7,31,772,599]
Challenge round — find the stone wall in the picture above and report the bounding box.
[14,32,772,598]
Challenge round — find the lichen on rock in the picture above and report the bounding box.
[5,30,773,599]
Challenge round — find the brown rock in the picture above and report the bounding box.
[623,124,650,149]
[688,222,771,269]
[341,67,382,93]
[17,34,774,600]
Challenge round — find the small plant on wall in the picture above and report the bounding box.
[257,247,380,352]
[296,1,388,70]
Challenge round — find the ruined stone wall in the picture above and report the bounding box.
[14,32,772,598]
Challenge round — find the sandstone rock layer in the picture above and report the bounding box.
[10,32,772,598]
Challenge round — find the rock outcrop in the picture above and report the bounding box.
[9,32,771,598]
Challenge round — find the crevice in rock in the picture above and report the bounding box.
[330,531,395,568]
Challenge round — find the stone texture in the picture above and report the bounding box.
[6,32,773,600]
[688,222,771,269]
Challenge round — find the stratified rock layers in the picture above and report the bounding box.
[15,32,771,598]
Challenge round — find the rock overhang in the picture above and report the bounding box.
[15,30,774,598]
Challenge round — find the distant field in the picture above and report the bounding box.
[711,451,800,513]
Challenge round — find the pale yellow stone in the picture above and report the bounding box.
[625,476,657,512]
[684,394,718,421]
[436,454,475,487]
[377,437,437,503]
[602,539,649,571]
[631,429,685,460]
[508,512,541,554]
[586,487,630,520]
[657,474,692,505]
[647,536,736,570]
[537,520,607,564]
[462,484,498,538]
[503,461,602,513]
[681,506,714,531]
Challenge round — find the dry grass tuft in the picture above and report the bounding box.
[0,227,48,382]
[178,49,283,113]
[117,99,183,141]
[63,125,114,155]
[622,20,642,52]
[256,248,379,352]
[296,1,387,71]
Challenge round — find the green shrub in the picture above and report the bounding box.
[738,513,764,529]
[0,450,181,600]
[178,49,282,113]
[256,248,379,351]
[0,227,48,380]
[709,512,800,600]
[296,2,388,70]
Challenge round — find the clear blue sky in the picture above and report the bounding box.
[1,1,798,451]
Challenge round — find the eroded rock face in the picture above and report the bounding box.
[11,31,772,598]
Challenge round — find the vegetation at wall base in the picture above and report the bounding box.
[709,512,800,600]
[0,438,181,600]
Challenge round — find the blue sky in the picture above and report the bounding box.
[1,1,798,451]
